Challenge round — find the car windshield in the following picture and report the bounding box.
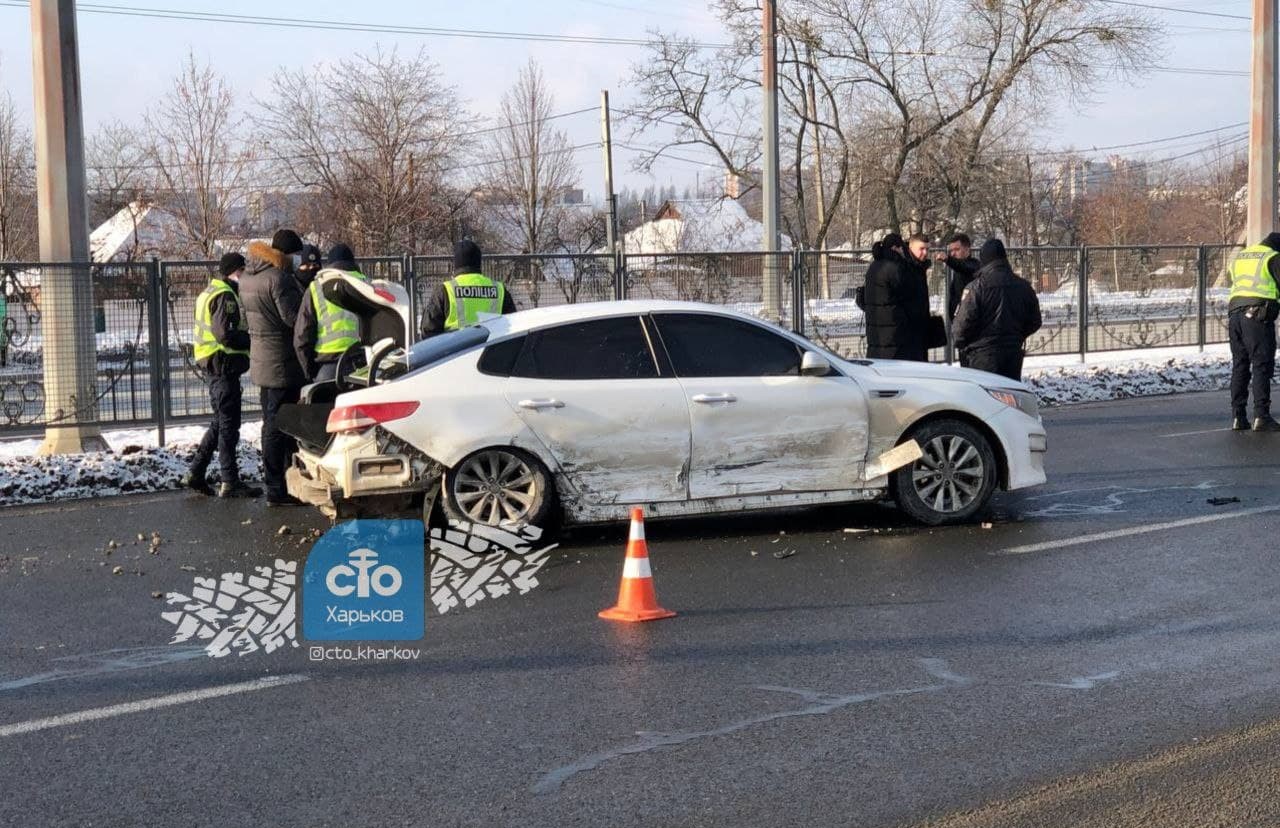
[405,326,491,371]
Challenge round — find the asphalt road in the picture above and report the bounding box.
[3,389,1280,827]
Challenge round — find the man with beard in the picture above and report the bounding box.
[952,238,1042,381]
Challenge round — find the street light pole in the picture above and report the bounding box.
[761,0,782,318]
[32,0,102,454]
[1247,0,1277,244]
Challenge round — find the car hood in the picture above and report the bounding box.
[848,358,1030,390]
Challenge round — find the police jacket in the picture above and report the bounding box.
[1228,244,1280,314]
[953,259,1043,355]
[293,259,360,378]
[859,249,930,361]
[204,285,251,377]
[420,275,518,338]
[241,241,306,389]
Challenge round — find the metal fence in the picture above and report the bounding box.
[0,244,1241,437]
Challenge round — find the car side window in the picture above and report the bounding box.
[512,317,658,380]
[477,335,525,376]
[653,313,801,377]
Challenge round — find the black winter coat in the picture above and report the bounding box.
[241,241,306,389]
[859,250,930,361]
[952,259,1042,356]
[944,255,980,320]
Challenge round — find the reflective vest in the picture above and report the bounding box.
[1229,244,1280,302]
[443,273,505,331]
[311,270,368,355]
[193,279,248,363]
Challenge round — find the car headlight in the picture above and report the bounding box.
[986,387,1040,420]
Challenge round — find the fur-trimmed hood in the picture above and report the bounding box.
[247,240,288,274]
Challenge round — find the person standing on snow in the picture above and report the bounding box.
[241,229,308,506]
[185,253,261,498]
[1226,232,1280,431]
[294,243,368,382]
[952,239,1042,381]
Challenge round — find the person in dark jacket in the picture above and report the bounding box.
[420,240,517,338]
[240,229,307,506]
[952,238,1042,381]
[857,232,930,361]
[1226,232,1280,431]
[185,253,261,498]
[295,243,366,382]
[937,232,980,321]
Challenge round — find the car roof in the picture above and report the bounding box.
[478,300,761,337]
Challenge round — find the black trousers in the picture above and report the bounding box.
[260,385,302,499]
[1229,308,1277,419]
[191,372,244,484]
[963,347,1024,381]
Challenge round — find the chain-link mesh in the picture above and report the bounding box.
[625,252,793,330]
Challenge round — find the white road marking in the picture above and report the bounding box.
[993,504,1280,556]
[1160,427,1231,438]
[0,673,308,738]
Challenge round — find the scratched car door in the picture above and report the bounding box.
[501,315,691,507]
[650,312,869,500]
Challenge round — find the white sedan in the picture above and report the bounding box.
[284,299,1046,528]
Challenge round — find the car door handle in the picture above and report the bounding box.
[691,393,738,404]
[517,398,565,410]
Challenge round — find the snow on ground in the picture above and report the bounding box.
[0,349,1237,507]
[0,422,262,507]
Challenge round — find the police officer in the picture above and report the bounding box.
[952,238,1042,381]
[420,240,516,337]
[184,253,261,498]
[1227,232,1280,431]
[294,243,367,382]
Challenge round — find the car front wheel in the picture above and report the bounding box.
[891,419,997,526]
[443,447,555,529]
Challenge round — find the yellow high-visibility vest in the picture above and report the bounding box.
[1229,244,1280,302]
[193,279,248,362]
[443,273,506,330]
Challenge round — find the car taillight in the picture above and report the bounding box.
[326,401,420,433]
[373,287,397,303]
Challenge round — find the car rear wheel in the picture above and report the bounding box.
[891,419,997,526]
[443,448,555,529]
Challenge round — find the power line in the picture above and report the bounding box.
[0,1,732,48]
[1093,0,1249,21]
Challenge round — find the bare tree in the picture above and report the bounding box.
[0,87,36,261]
[630,0,1157,240]
[86,120,149,227]
[259,48,466,254]
[483,60,581,253]
[145,53,249,256]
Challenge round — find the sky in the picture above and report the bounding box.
[0,0,1258,200]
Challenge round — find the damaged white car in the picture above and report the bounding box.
[281,291,1046,528]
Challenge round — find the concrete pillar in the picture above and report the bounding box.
[31,0,103,454]
[1247,0,1278,244]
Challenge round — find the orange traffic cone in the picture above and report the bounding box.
[599,508,676,623]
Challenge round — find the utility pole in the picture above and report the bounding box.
[1247,0,1277,243]
[600,89,619,257]
[805,48,829,299]
[32,0,102,454]
[761,0,782,318]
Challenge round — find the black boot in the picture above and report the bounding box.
[1253,416,1280,432]
[218,480,263,498]
[1232,413,1250,431]
[184,470,214,496]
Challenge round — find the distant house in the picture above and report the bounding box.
[90,202,194,262]
[622,198,792,254]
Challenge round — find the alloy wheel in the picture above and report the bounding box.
[910,434,986,514]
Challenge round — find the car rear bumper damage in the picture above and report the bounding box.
[287,425,443,519]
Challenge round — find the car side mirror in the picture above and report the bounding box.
[800,351,832,377]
